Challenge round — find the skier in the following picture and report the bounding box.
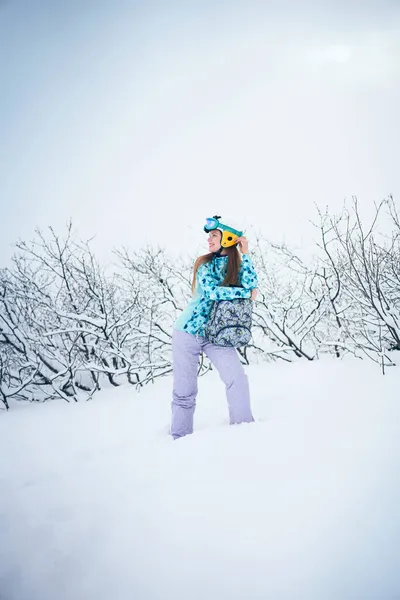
[171,216,259,439]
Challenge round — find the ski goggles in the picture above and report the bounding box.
[204,217,243,237]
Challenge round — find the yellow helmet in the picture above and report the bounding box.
[203,216,243,248]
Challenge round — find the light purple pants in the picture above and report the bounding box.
[171,330,254,439]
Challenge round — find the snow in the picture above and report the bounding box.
[1,357,400,600]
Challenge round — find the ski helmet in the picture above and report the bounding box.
[203,215,243,248]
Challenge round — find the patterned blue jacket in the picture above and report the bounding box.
[175,254,258,337]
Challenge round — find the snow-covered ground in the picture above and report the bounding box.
[1,357,399,600]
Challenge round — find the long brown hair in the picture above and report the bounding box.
[191,245,242,293]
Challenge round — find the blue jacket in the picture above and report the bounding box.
[175,254,258,336]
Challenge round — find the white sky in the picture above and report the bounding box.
[1,0,399,264]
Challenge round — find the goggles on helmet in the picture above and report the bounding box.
[203,217,242,238]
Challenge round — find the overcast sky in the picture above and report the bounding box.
[1,0,399,263]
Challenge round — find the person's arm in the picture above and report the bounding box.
[236,237,258,300]
[197,264,251,301]
[239,254,258,290]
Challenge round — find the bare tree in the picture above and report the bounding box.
[313,196,400,369]
[0,224,161,406]
[249,237,326,362]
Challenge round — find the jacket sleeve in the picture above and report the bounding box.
[239,254,258,290]
[197,259,256,301]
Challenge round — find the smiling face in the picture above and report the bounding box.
[208,229,222,253]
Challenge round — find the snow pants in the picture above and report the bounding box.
[171,330,254,439]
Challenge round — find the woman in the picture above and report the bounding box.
[171,216,258,439]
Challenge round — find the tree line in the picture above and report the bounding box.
[1,197,399,409]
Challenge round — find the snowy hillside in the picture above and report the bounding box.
[1,357,399,600]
